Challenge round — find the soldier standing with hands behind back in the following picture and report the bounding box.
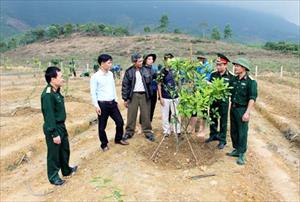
[41,66,77,186]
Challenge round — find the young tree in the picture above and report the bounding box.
[224,24,233,39]
[211,27,221,40]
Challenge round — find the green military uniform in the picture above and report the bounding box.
[41,84,72,183]
[229,58,257,165]
[209,70,234,144]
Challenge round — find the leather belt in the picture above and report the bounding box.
[98,100,115,104]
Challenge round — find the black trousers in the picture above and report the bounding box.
[98,101,124,149]
[45,123,72,183]
[209,101,229,144]
[150,90,157,122]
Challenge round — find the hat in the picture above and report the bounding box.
[232,58,250,71]
[216,53,230,64]
[143,53,157,65]
[197,55,207,59]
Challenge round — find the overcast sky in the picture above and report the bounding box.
[207,0,299,25]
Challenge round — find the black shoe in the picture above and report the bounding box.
[50,178,65,186]
[226,149,239,157]
[145,133,155,142]
[217,143,226,149]
[205,135,218,143]
[64,166,78,176]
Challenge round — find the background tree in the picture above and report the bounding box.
[199,21,209,38]
[63,23,74,36]
[144,26,151,33]
[46,25,60,39]
[7,38,17,49]
[156,14,169,33]
[224,24,233,39]
[173,28,181,34]
[211,27,221,40]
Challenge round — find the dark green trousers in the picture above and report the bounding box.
[45,123,72,183]
[230,107,249,153]
[209,101,229,144]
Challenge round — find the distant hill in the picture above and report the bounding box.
[1,1,299,43]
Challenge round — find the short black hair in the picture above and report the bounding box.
[98,54,112,65]
[45,66,61,84]
[164,53,174,60]
[131,53,142,63]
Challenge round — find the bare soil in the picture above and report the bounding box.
[0,69,299,201]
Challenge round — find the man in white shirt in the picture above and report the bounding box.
[90,54,129,152]
[121,53,155,142]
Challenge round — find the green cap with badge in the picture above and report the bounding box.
[232,58,250,71]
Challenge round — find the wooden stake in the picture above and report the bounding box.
[189,43,193,61]
[150,135,166,160]
[255,65,258,77]
[280,66,283,78]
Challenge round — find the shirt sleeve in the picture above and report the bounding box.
[90,75,99,108]
[42,94,58,137]
[249,80,258,101]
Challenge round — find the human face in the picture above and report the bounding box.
[134,58,143,68]
[51,71,64,89]
[216,63,227,74]
[101,59,113,71]
[234,64,246,75]
[146,56,154,66]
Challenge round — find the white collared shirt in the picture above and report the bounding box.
[90,69,117,108]
[133,70,145,92]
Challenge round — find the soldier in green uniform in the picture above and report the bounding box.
[206,53,234,149]
[227,58,257,165]
[41,66,77,185]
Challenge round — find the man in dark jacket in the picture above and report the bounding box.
[122,53,156,142]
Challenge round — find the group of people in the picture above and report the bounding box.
[41,52,257,186]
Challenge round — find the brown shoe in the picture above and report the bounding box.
[115,140,129,145]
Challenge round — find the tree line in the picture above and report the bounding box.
[0,23,130,52]
[263,41,299,54]
[0,14,236,53]
[144,15,233,40]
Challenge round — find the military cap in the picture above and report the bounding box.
[216,53,230,64]
[232,58,250,71]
